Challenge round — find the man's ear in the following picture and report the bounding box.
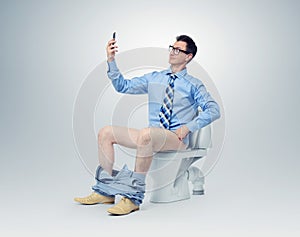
[186,54,193,62]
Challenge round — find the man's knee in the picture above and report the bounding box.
[137,128,152,146]
[98,125,114,142]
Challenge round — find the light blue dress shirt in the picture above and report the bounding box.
[107,60,220,133]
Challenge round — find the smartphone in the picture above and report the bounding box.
[113,32,116,40]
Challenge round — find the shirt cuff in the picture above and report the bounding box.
[107,59,118,72]
[107,60,120,80]
[186,120,199,133]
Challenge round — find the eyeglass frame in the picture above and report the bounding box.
[169,45,191,55]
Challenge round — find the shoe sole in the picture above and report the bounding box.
[74,199,115,205]
[107,207,139,216]
[77,201,115,205]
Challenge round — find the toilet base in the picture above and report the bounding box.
[149,167,205,203]
[150,172,191,203]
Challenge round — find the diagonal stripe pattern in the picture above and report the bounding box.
[159,74,177,129]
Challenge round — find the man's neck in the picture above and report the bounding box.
[170,64,186,74]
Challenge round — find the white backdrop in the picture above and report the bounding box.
[0,0,299,236]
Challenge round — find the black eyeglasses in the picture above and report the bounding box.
[169,45,191,55]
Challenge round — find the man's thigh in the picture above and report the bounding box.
[109,126,139,149]
[108,126,187,151]
[149,127,187,152]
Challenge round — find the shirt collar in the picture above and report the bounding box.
[165,67,187,79]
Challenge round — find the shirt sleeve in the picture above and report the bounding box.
[107,60,149,94]
[185,83,221,132]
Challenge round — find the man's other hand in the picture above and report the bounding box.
[174,126,190,141]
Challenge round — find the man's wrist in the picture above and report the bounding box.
[107,57,114,63]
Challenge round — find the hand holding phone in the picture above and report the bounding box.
[107,32,117,62]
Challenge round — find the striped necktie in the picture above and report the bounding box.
[159,74,177,129]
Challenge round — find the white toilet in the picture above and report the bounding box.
[148,125,211,203]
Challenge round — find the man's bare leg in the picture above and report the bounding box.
[74,125,140,204]
[98,126,186,174]
[97,125,139,175]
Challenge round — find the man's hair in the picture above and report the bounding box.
[176,35,197,58]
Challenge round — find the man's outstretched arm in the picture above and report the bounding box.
[105,39,149,94]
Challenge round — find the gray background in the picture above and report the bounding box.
[0,0,299,236]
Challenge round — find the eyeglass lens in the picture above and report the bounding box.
[169,46,180,54]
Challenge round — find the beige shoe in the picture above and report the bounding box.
[74,192,115,205]
[107,197,139,215]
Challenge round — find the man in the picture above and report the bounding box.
[74,35,220,215]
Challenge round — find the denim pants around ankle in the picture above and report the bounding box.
[92,165,146,206]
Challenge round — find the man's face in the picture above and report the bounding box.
[168,41,191,66]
